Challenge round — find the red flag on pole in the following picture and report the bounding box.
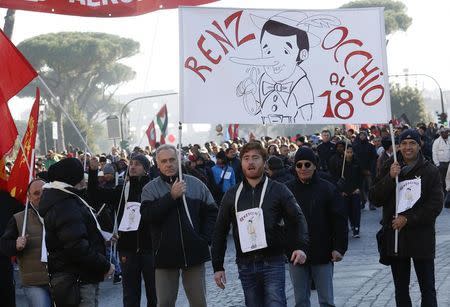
[156,105,168,145]
[0,0,217,17]
[8,88,40,204]
[146,121,157,149]
[0,29,37,158]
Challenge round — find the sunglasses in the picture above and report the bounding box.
[296,162,313,169]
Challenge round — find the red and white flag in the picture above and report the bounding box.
[146,121,157,149]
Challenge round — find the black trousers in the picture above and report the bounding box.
[0,256,15,307]
[438,162,449,193]
[390,257,437,307]
[119,251,157,307]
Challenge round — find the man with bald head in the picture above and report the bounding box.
[0,179,52,307]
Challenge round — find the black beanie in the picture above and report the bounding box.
[294,147,317,165]
[131,154,151,173]
[48,158,84,186]
[267,156,284,171]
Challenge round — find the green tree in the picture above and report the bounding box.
[390,83,427,124]
[17,32,139,151]
[341,0,412,36]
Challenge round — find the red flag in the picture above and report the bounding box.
[8,88,40,204]
[0,156,7,191]
[0,29,37,158]
[146,121,157,149]
[0,0,216,18]
[233,124,239,139]
[0,29,37,102]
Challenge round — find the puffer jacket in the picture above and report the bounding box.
[369,153,443,258]
[141,174,218,269]
[211,176,309,272]
[39,187,109,283]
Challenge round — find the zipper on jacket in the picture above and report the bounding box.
[177,207,188,268]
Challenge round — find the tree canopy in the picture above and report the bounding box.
[390,83,427,124]
[18,32,139,151]
[341,0,412,35]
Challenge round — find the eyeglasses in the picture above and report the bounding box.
[296,162,313,169]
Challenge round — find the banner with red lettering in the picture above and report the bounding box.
[180,7,391,124]
[0,0,216,18]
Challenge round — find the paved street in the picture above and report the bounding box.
[15,207,450,306]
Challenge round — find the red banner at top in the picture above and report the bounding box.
[0,0,216,18]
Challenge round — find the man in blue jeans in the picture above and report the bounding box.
[286,147,348,307]
[212,142,309,306]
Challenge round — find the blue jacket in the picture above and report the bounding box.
[211,164,236,193]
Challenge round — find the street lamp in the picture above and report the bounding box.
[119,92,178,144]
[389,73,445,114]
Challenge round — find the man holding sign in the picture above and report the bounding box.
[212,142,308,307]
[370,129,443,307]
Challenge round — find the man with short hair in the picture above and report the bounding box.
[317,130,335,172]
[286,147,348,307]
[1,179,52,307]
[370,129,443,307]
[266,156,294,183]
[88,154,156,307]
[140,144,218,307]
[212,142,309,307]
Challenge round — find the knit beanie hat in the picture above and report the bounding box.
[48,158,84,186]
[267,156,284,170]
[399,129,420,145]
[294,147,317,165]
[103,163,116,175]
[130,154,151,173]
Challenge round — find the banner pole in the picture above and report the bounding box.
[389,123,399,254]
[340,138,349,179]
[21,149,35,237]
[38,75,91,153]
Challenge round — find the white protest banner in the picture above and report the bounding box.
[397,178,421,214]
[180,7,391,124]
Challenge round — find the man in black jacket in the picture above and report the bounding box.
[370,129,443,307]
[88,154,156,307]
[0,190,23,307]
[39,158,114,307]
[212,142,309,307]
[140,144,218,307]
[286,147,348,307]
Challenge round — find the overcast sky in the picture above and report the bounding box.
[2,0,448,119]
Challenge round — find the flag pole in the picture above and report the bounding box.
[38,75,91,153]
[389,123,399,254]
[21,149,35,237]
[340,138,349,179]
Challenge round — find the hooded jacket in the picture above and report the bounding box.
[38,187,110,283]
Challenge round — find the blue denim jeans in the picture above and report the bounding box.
[289,262,335,307]
[237,256,287,307]
[106,246,121,276]
[23,285,52,307]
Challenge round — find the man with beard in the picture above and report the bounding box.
[88,154,156,307]
[212,142,309,307]
[370,129,442,307]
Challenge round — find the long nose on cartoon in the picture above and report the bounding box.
[230,56,278,67]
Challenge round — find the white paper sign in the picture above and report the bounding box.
[118,202,141,232]
[180,7,390,124]
[41,228,47,263]
[236,207,268,253]
[398,178,421,214]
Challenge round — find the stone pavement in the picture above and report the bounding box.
[15,208,450,306]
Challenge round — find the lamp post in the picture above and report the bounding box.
[119,92,178,145]
[389,73,445,114]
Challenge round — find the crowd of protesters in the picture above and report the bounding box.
[0,121,447,307]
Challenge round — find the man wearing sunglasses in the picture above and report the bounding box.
[286,147,348,307]
[212,142,309,307]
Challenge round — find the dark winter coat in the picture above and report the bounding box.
[369,153,443,259]
[286,174,348,264]
[211,176,309,272]
[269,168,295,184]
[317,141,336,171]
[38,187,110,283]
[141,174,218,269]
[87,170,152,253]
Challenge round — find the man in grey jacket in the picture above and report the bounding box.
[141,144,218,307]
